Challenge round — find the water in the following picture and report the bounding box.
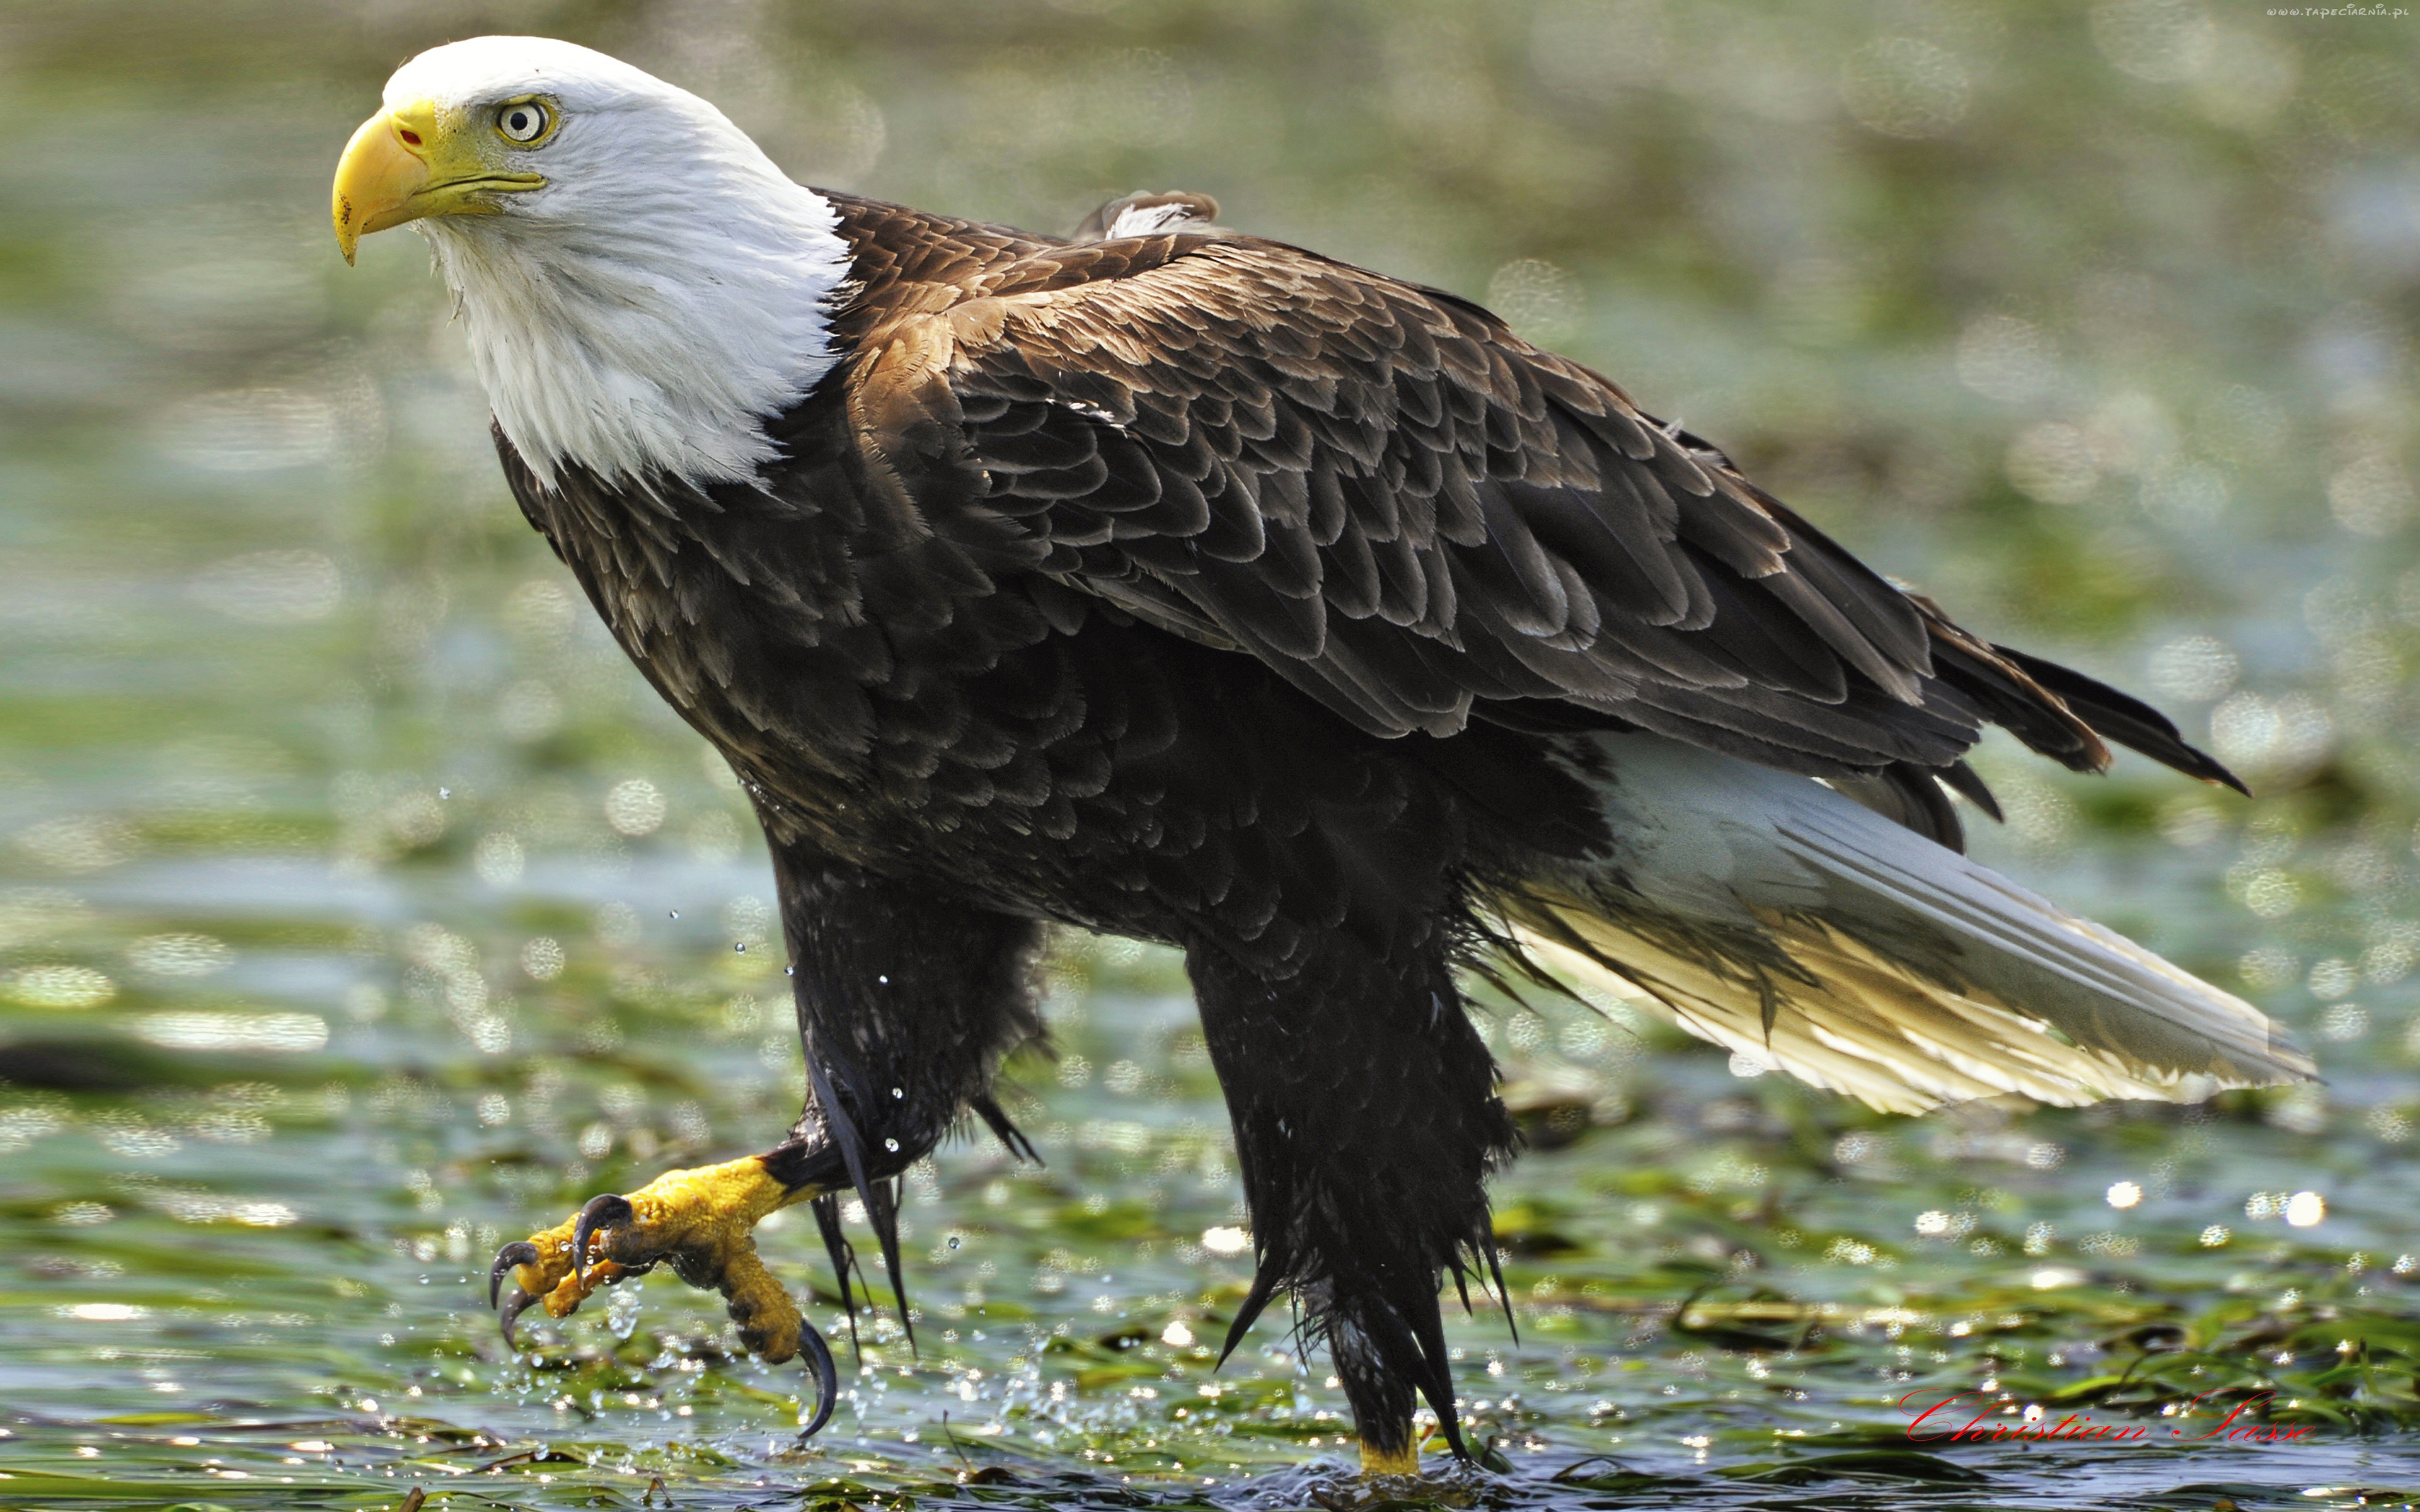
[2,3,2417,1507]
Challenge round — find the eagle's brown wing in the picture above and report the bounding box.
[848,231,2221,808]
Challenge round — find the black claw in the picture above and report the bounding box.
[490,1241,540,1308]
[499,1286,536,1348]
[797,1318,839,1440]
[572,1193,634,1283]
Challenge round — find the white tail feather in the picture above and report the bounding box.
[1497,733,2313,1114]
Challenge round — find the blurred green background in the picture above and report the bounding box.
[1,1,2416,1508]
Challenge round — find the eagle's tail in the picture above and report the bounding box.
[1492,732,2314,1114]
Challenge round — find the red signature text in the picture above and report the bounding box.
[1899,1389,2315,1446]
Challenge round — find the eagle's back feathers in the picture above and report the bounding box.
[833,201,2115,791]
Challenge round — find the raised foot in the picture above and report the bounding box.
[488,1155,838,1435]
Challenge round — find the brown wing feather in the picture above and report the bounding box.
[837,217,2232,804]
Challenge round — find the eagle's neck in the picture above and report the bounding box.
[420,178,852,491]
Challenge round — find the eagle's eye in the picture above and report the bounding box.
[495,100,554,145]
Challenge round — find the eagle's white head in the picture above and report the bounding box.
[333,37,850,488]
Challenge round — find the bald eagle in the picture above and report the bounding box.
[334,37,2309,1472]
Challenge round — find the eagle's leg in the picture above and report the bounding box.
[492,846,1046,1382]
[1186,935,1513,1476]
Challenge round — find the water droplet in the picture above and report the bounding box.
[892,1087,904,1099]
[734,942,746,953]
[606,1281,642,1340]
[668,911,679,919]
[785,967,795,976]
[438,788,451,799]
[877,974,889,985]
[884,1137,900,1152]
[947,1235,962,1250]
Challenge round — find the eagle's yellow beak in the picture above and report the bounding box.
[332,100,544,265]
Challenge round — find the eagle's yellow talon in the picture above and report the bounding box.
[490,1154,843,1435]
[490,1156,812,1348]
